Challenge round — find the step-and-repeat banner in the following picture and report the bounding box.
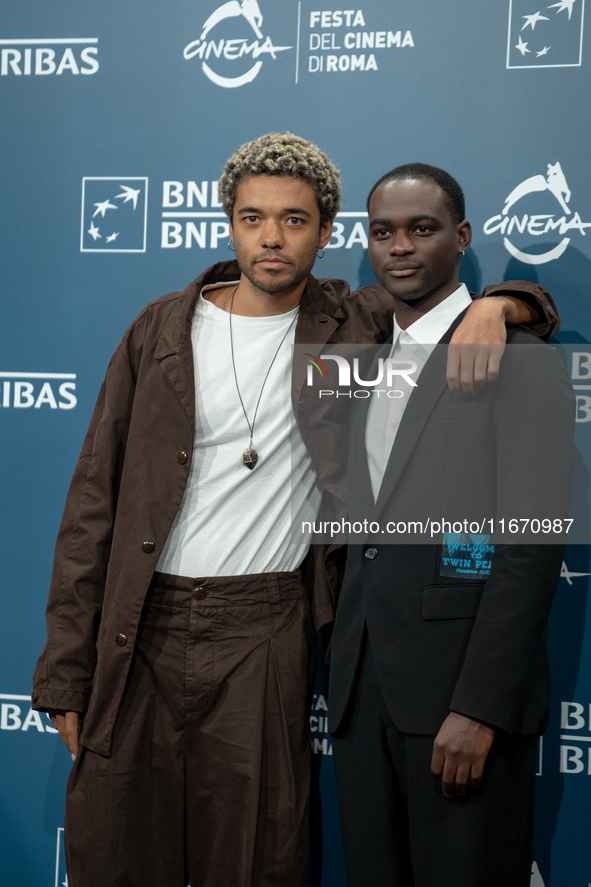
[1,1,590,884]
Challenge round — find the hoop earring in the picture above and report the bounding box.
[459,250,466,259]
[228,241,235,252]
[317,248,325,259]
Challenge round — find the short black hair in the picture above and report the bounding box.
[367,162,466,224]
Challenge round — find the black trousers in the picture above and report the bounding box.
[331,636,537,887]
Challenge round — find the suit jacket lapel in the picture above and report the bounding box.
[372,306,470,520]
[372,347,448,519]
[348,340,392,521]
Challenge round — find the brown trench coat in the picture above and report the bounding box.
[31,259,559,756]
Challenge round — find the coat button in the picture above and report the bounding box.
[31,690,38,703]
[365,547,378,560]
[177,451,188,464]
[115,633,127,646]
[142,541,155,553]
[193,587,207,600]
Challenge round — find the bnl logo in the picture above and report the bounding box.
[81,177,148,252]
[560,702,591,773]
[571,352,591,423]
[55,828,68,887]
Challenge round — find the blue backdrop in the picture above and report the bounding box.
[1,1,590,884]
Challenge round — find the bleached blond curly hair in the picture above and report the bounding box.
[219,132,341,225]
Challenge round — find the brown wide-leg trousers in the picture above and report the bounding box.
[64,569,316,887]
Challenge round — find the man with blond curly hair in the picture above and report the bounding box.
[32,132,556,887]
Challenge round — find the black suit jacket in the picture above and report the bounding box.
[328,313,575,736]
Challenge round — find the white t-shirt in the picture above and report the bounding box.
[157,284,316,577]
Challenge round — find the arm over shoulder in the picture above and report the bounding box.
[479,280,560,340]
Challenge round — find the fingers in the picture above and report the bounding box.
[446,345,476,395]
[432,737,465,797]
[432,713,495,797]
[438,759,472,797]
[454,764,471,797]
[64,711,80,760]
[431,744,444,777]
[446,346,462,393]
[458,348,476,396]
[472,349,490,389]
[469,759,485,787]
[446,344,506,394]
[483,344,505,382]
[49,710,80,760]
[441,759,457,798]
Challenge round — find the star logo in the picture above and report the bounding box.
[92,198,117,218]
[516,35,531,53]
[115,185,141,210]
[548,0,577,18]
[522,11,550,29]
[507,0,584,68]
[81,177,148,253]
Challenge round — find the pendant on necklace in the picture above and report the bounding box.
[242,442,259,470]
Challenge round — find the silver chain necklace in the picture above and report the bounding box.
[228,286,298,470]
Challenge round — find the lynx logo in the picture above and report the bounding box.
[81,177,148,253]
[55,827,68,887]
[183,0,292,88]
[0,38,99,76]
[0,372,76,410]
[483,163,591,264]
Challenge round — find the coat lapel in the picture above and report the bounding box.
[153,260,241,428]
[372,307,470,520]
[291,274,361,512]
[292,274,344,406]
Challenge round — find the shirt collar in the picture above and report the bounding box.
[392,283,473,347]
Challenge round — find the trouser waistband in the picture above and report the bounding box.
[150,568,303,615]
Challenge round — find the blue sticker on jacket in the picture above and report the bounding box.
[440,533,495,579]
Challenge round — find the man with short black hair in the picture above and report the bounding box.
[329,163,574,887]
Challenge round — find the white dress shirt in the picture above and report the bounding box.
[365,284,473,501]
